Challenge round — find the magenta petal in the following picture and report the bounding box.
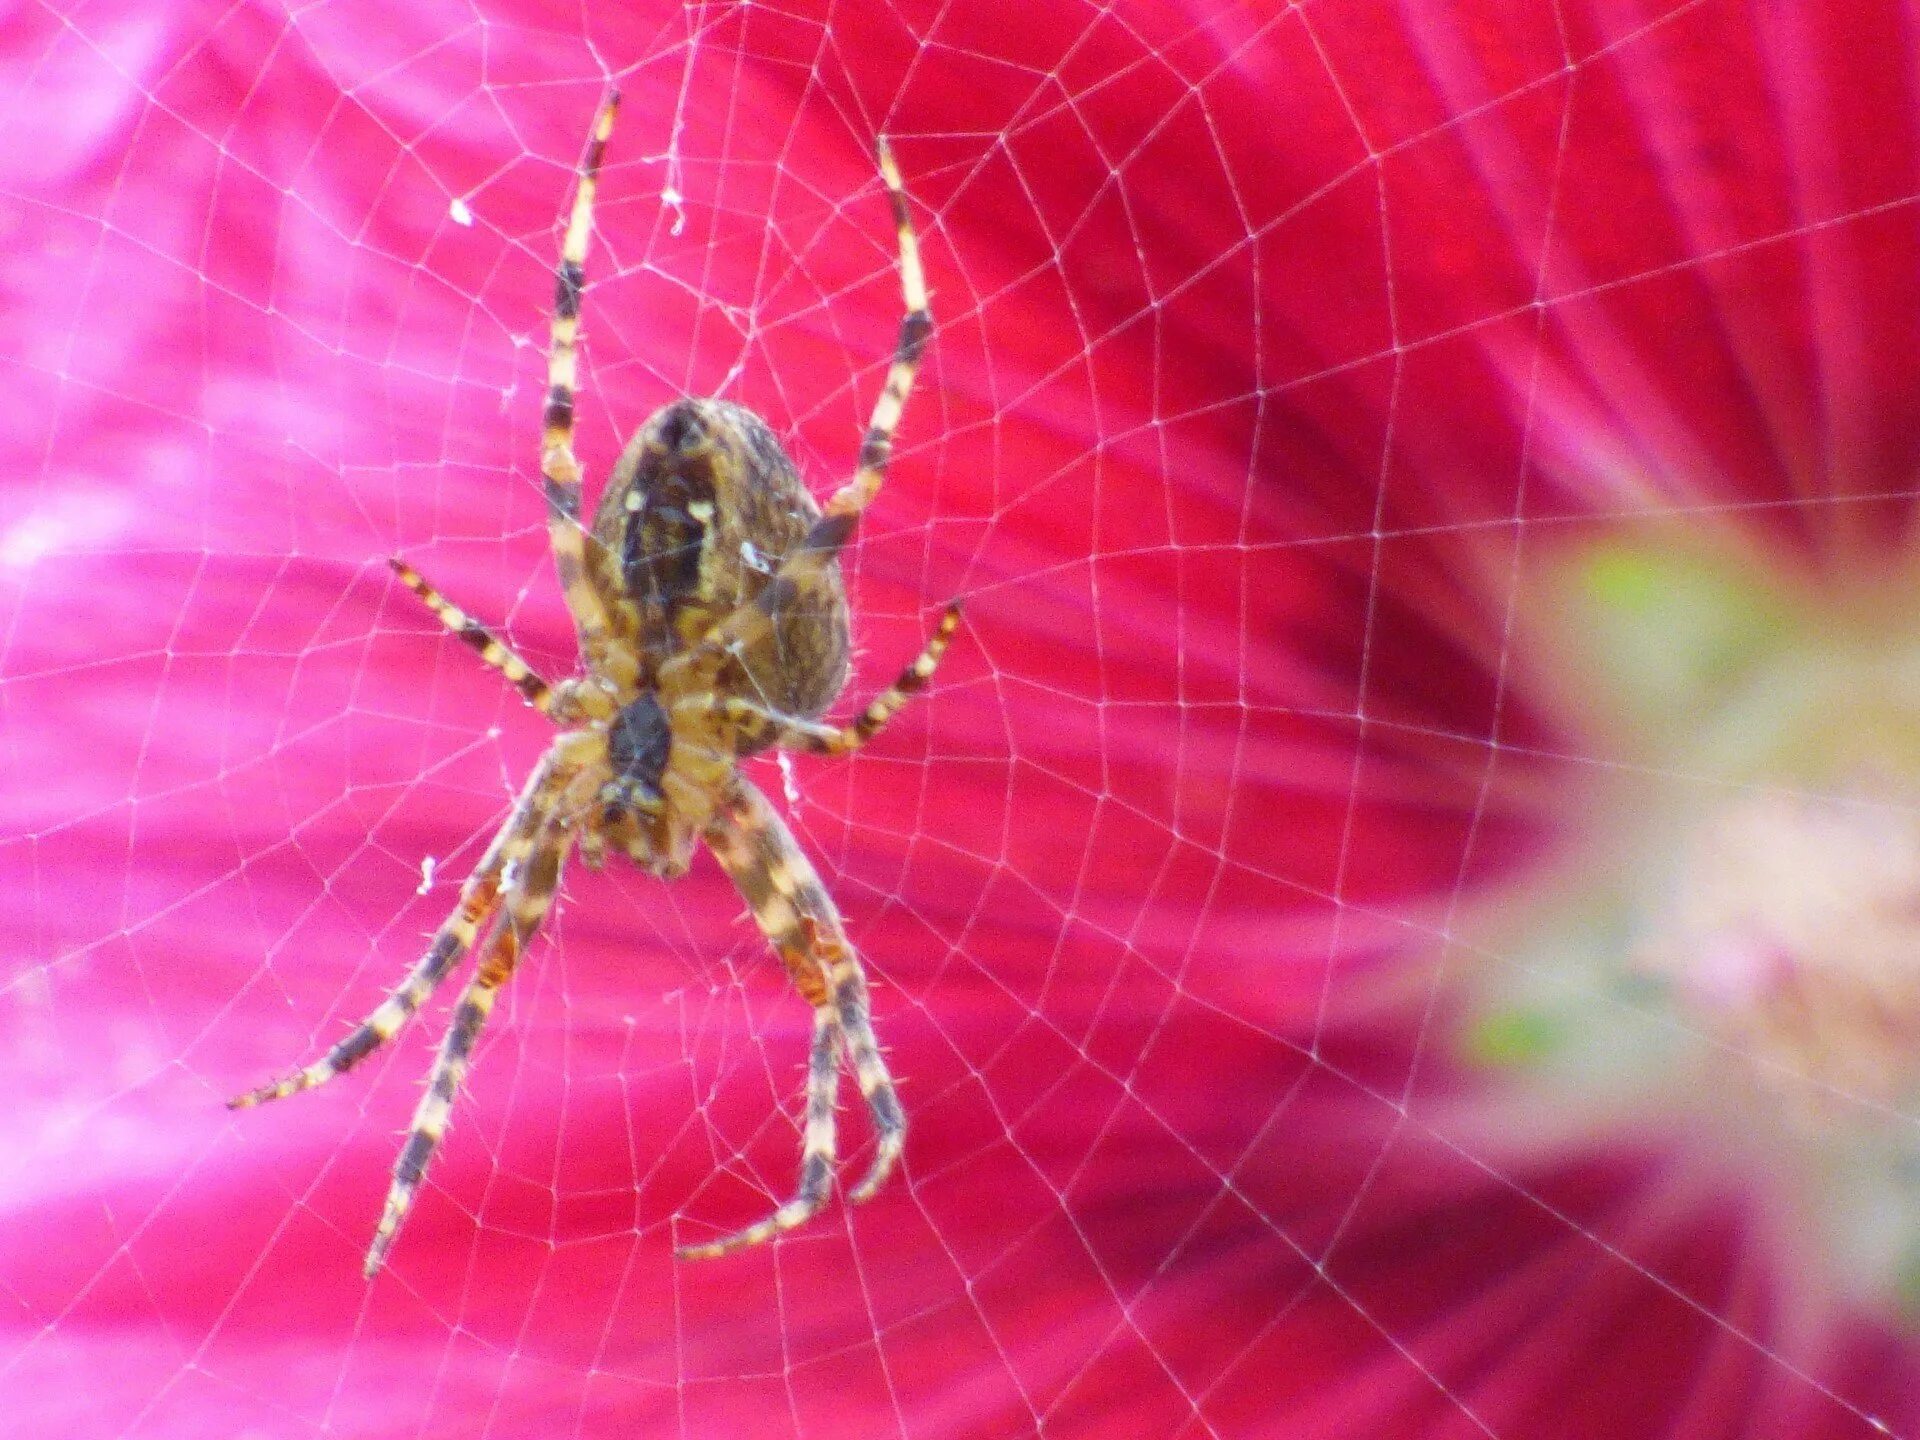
[5,0,1918,1436]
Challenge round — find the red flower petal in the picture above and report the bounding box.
[3,0,1916,1435]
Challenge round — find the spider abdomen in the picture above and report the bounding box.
[594,398,850,726]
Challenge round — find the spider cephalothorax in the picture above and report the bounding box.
[230,93,957,1273]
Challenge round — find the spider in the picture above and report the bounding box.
[230,93,956,1274]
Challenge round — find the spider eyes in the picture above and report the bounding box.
[607,693,672,805]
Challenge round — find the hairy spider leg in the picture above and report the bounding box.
[228,733,597,1110]
[364,758,598,1275]
[542,91,637,691]
[676,1007,841,1262]
[827,920,903,1205]
[678,778,905,1257]
[701,601,961,755]
[388,558,557,713]
[662,137,934,681]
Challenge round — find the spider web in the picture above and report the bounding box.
[3,0,1918,1435]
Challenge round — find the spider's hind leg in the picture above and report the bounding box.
[663,137,932,678]
[540,93,635,689]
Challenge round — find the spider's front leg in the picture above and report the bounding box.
[677,778,905,1258]
[229,731,601,1111]
[363,743,604,1274]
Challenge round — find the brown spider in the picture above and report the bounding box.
[230,93,956,1274]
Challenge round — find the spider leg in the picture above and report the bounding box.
[541,93,634,687]
[229,732,598,1110]
[363,781,587,1276]
[389,559,557,714]
[700,602,960,756]
[664,139,932,677]
[674,1007,838,1260]
[822,918,905,1204]
[681,778,905,1257]
[835,137,933,527]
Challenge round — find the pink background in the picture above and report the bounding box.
[2,0,1916,1435]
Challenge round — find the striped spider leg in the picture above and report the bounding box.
[539,91,640,695]
[229,726,604,1274]
[231,92,957,1271]
[363,744,601,1273]
[671,612,960,1258]
[657,136,933,678]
